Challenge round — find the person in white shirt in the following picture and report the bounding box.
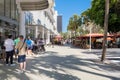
[37,38,45,52]
[4,35,15,66]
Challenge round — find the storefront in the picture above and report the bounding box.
[0,0,19,46]
[0,0,19,49]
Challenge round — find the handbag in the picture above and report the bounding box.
[19,39,26,50]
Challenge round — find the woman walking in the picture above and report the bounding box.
[15,35,27,73]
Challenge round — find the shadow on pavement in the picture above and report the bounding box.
[26,51,120,80]
[82,49,120,67]
[0,61,30,80]
[0,49,120,80]
[26,51,81,80]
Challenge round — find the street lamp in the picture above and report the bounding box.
[88,22,92,51]
[89,25,92,51]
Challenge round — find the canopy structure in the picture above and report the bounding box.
[77,33,104,39]
[107,37,113,40]
[77,33,115,39]
[18,0,53,11]
[55,35,62,39]
[85,33,103,38]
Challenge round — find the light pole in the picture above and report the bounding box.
[89,25,92,51]
[87,21,92,51]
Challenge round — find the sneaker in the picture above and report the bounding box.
[10,64,16,66]
[16,69,23,74]
[23,70,30,73]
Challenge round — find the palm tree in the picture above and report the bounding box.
[67,14,82,38]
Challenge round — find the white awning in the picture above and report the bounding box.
[18,0,53,11]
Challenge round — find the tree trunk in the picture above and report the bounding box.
[101,0,109,62]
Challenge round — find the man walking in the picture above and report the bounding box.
[4,35,15,66]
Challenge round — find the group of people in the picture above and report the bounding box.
[0,35,46,73]
[3,35,26,73]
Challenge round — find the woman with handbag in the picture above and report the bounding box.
[15,35,27,73]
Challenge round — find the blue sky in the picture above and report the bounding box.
[54,0,91,32]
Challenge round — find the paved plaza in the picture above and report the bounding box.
[0,45,120,80]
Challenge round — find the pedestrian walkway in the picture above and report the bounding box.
[0,45,120,80]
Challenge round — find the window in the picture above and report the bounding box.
[11,0,15,19]
[5,0,10,18]
[0,0,4,16]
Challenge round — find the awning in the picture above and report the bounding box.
[85,33,103,38]
[55,35,62,39]
[18,0,53,11]
[77,33,114,39]
[96,37,113,42]
[0,16,18,25]
[107,37,113,40]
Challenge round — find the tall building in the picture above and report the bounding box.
[57,15,62,33]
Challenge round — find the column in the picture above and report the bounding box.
[42,25,45,39]
[35,26,38,38]
[47,30,50,44]
[19,11,26,38]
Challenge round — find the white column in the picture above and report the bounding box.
[35,26,38,38]
[89,26,91,51]
[47,30,50,44]
[89,23,93,51]
[19,11,26,38]
[42,25,45,39]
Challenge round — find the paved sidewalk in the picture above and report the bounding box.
[0,45,120,80]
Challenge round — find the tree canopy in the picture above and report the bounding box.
[82,0,120,33]
[67,14,82,37]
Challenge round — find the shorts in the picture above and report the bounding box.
[18,55,26,63]
[27,46,32,50]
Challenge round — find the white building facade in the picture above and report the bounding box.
[16,0,54,38]
[29,4,59,44]
[14,0,59,44]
